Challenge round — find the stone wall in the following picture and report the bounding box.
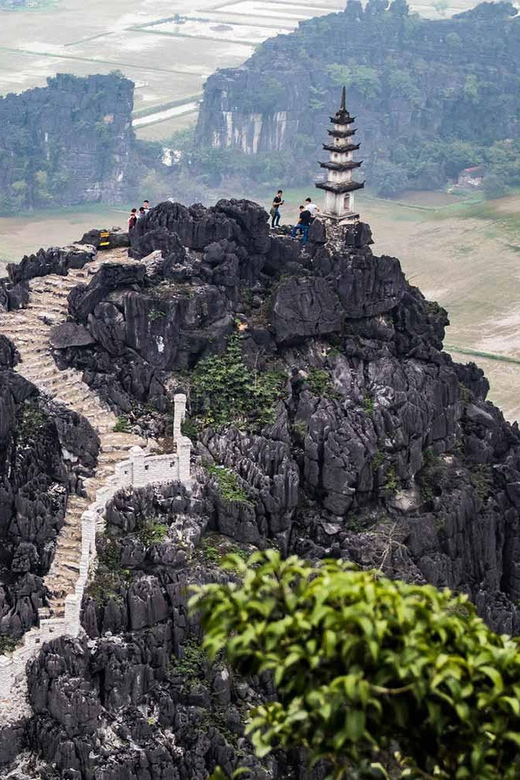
[0,394,191,708]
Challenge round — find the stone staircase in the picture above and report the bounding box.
[0,247,151,619]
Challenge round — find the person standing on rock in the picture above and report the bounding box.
[138,206,146,219]
[290,205,312,246]
[305,197,320,221]
[142,199,151,213]
[128,208,138,231]
[270,190,284,228]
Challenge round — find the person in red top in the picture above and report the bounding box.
[128,208,138,230]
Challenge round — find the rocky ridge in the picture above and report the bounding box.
[2,199,520,778]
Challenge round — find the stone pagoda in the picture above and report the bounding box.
[316,87,364,223]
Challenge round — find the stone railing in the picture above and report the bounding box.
[0,394,191,709]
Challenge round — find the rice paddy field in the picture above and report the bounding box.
[0,0,486,140]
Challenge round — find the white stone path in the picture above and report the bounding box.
[0,247,191,713]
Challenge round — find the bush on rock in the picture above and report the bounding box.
[192,552,520,779]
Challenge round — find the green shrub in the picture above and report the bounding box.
[206,465,250,505]
[137,519,168,547]
[192,552,520,780]
[307,368,337,399]
[0,636,18,655]
[17,404,47,437]
[113,415,132,433]
[191,334,286,430]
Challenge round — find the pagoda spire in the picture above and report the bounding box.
[316,88,364,223]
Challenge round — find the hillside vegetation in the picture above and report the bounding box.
[195,1,520,196]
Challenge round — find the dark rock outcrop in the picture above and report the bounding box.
[5,196,520,779]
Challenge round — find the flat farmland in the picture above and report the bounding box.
[0,0,482,139]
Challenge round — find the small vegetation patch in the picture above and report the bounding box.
[148,309,166,322]
[190,333,286,431]
[0,636,19,655]
[137,519,168,547]
[17,404,47,437]
[86,535,132,606]
[417,448,443,503]
[205,465,250,505]
[363,394,375,415]
[306,368,338,399]
[169,637,206,690]
[198,533,250,567]
[113,415,132,433]
[371,450,385,471]
[470,463,494,504]
[384,466,400,493]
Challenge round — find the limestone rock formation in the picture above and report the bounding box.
[0,73,135,214]
[3,197,520,778]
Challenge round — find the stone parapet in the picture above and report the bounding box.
[0,394,191,709]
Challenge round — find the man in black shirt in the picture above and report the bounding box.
[270,189,284,228]
[290,205,312,246]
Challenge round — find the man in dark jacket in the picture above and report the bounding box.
[290,205,312,246]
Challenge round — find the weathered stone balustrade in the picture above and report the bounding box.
[0,394,191,710]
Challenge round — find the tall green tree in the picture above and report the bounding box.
[192,552,520,779]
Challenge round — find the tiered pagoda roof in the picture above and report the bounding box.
[319,159,363,172]
[317,87,365,198]
[322,142,360,153]
[315,179,364,194]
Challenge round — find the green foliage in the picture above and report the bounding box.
[190,333,286,431]
[148,309,166,322]
[192,552,520,780]
[0,636,18,655]
[198,533,250,567]
[371,450,385,471]
[205,465,250,505]
[470,463,494,504]
[137,519,168,547]
[181,416,199,443]
[306,368,337,399]
[113,415,132,433]
[86,535,131,606]
[384,466,399,493]
[170,637,206,689]
[363,394,375,415]
[17,404,47,438]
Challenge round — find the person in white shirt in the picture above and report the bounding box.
[305,197,320,219]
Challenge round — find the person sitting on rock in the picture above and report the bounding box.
[270,189,284,228]
[305,197,320,221]
[290,205,312,246]
[128,208,138,230]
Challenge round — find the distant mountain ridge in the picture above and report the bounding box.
[0,73,135,214]
[195,0,520,195]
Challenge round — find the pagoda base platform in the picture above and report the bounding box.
[321,211,360,224]
[321,213,361,251]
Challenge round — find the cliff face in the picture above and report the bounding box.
[195,1,520,191]
[0,73,135,214]
[3,201,520,777]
